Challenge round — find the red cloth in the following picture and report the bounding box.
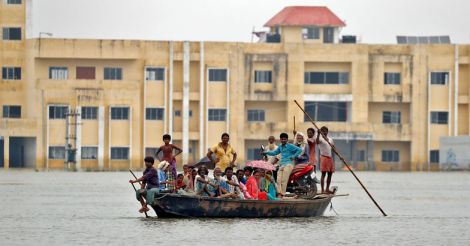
[320,155,334,172]
[245,176,267,200]
[308,140,317,165]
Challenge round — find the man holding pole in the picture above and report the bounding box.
[316,126,335,194]
[129,156,160,213]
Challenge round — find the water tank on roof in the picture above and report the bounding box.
[341,35,357,43]
[266,34,281,43]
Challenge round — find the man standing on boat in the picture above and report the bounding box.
[264,133,302,197]
[129,156,160,213]
[316,126,335,194]
[207,133,237,171]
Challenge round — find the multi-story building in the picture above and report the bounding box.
[1,2,469,171]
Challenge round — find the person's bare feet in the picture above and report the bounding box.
[139,206,150,213]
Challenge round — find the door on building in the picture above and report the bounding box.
[0,137,4,167]
[9,137,36,168]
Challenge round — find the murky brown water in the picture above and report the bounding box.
[0,171,469,245]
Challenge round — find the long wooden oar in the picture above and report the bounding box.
[129,170,149,218]
[294,100,387,217]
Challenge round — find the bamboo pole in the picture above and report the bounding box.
[294,100,387,216]
[129,170,149,218]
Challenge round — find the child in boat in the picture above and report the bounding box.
[243,166,253,183]
[176,174,186,190]
[316,126,335,194]
[156,134,182,183]
[129,156,160,213]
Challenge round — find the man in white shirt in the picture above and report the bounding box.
[316,126,335,194]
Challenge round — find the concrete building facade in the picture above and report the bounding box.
[1,3,469,171]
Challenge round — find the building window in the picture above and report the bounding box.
[5,0,22,4]
[254,70,272,83]
[76,67,96,80]
[305,102,347,122]
[49,106,68,119]
[384,72,401,85]
[382,111,401,124]
[146,67,165,81]
[381,150,399,163]
[2,105,21,118]
[208,69,227,82]
[430,72,448,85]
[111,107,129,120]
[2,27,21,40]
[81,107,97,120]
[81,147,98,160]
[430,111,448,124]
[356,150,366,162]
[145,147,160,158]
[104,67,122,80]
[305,72,349,84]
[208,109,227,121]
[302,27,320,39]
[146,108,164,120]
[247,148,263,160]
[49,67,68,80]
[2,67,21,80]
[247,109,265,122]
[111,147,129,160]
[49,146,65,159]
[430,150,439,163]
[174,110,181,117]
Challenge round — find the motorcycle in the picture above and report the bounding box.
[261,145,318,198]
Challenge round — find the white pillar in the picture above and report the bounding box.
[168,42,174,136]
[76,106,82,170]
[199,42,205,158]
[99,106,105,170]
[129,106,133,169]
[454,45,459,136]
[182,41,190,164]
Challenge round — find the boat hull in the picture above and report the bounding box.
[150,193,333,218]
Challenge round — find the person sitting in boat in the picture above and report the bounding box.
[207,133,237,171]
[176,174,186,191]
[129,156,160,213]
[236,169,246,185]
[260,169,279,200]
[246,169,267,200]
[213,167,239,198]
[221,167,243,199]
[195,165,218,197]
[264,133,302,197]
[316,126,335,194]
[157,161,176,192]
[243,166,253,183]
[293,131,310,165]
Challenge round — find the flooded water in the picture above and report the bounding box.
[0,171,469,245]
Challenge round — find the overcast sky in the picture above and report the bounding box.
[31,0,470,44]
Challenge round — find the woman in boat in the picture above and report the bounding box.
[246,169,267,200]
[260,169,279,200]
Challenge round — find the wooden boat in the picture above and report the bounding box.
[150,190,337,218]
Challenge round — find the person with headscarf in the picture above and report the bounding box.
[294,131,310,164]
[157,160,176,192]
[260,169,279,200]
